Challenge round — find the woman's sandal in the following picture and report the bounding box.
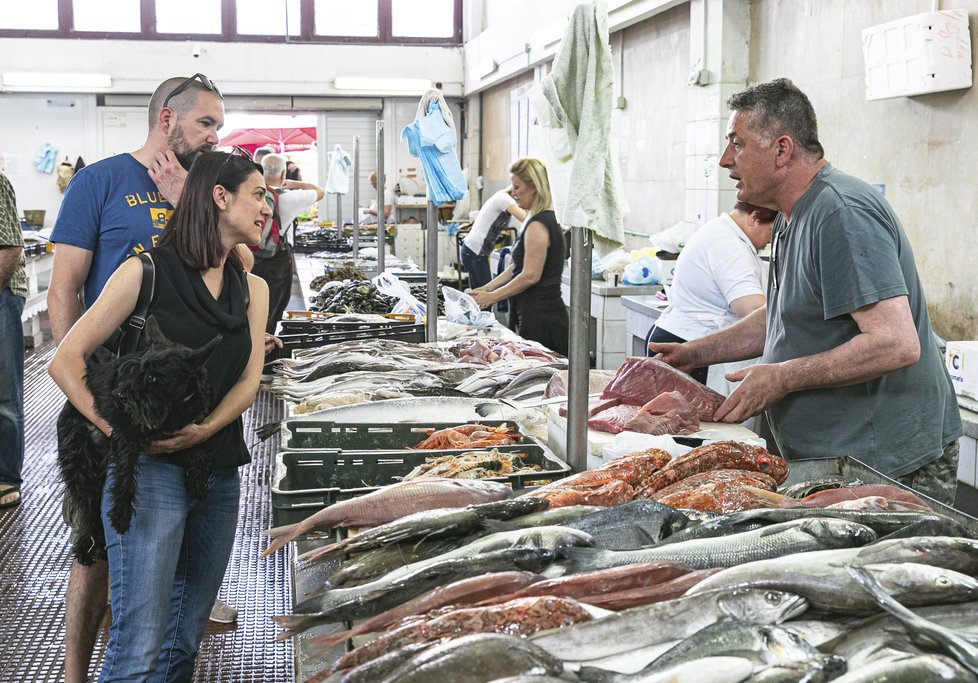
[0,486,21,509]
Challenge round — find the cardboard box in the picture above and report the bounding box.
[946,341,978,400]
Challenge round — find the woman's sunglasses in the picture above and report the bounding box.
[163,73,223,109]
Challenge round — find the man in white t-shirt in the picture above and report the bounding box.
[461,188,527,289]
[648,201,776,394]
[253,153,324,333]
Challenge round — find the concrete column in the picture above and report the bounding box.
[685,0,749,227]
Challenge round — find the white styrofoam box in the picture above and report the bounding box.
[946,341,978,400]
[957,435,977,486]
[597,318,628,354]
[863,9,972,100]
[394,223,425,267]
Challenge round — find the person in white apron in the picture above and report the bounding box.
[646,201,777,395]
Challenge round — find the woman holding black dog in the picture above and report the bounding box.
[50,151,269,682]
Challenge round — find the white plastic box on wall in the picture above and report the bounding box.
[863,9,972,100]
[946,341,978,400]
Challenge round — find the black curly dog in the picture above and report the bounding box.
[56,317,221,565]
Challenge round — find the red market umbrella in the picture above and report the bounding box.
[219,127,317,154]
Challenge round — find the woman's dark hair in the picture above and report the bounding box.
[733,200,778,224]
[159,151,262,269]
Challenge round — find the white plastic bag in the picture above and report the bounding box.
[442,285,495,327]
[373,272,426,322]
[601,433,694,461]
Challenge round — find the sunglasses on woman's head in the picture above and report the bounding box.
[163,73,223,109]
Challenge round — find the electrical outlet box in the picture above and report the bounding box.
[863,9,972,100]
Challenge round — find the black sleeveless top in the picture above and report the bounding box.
[511,210,565,297]
[141,243,253,469]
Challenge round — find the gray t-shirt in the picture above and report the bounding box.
[764,164,961,478]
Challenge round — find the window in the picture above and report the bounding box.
[0,2,59,30]
[391,0,454,38]
[314,0,378,37]
[73,0,141,33]
[157,0,222,34]
[0,0,461,43]
[237,0,302,36]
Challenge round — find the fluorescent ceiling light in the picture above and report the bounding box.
[333,77,432,93]
[2,72,112,90]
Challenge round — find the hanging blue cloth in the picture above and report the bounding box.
[401,98,466,206]
[34,144,58,173]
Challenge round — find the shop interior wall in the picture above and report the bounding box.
[479,71,535,198]
[748,0,978,339]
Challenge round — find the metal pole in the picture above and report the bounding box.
[352,135,360,259]
[376,120,386,274]
[335,194,342,232]
[565,226,593,472]
[425,200,438,342]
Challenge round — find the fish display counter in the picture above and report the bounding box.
[262,438,978,683]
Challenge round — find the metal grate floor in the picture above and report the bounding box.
[0,341,295,682]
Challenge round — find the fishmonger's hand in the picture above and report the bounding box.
[648,341,700,374]
[713,363,789,423]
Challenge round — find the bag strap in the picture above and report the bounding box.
[118,252,155,356]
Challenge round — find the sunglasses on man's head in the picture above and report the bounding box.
[227,146,253,160]
[163,73,223,109]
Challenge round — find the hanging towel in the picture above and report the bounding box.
[325,144,352,195]
[34,144,58,173]
[530,1,626,255]
[401,91,467,206]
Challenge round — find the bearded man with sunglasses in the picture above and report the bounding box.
[47,74,228,683]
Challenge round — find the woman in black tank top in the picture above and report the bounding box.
[471,158,568,355]
[50,151,271,679]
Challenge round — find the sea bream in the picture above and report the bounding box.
[529,587,807,662]
[553,517,877,574]
[261,478,512,557]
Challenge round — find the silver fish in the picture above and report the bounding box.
[693,555,978,614]
[557,518,876,573]
[578,622,822,682]
[261,478,512,557]
[744,656,847,683]
[530,588,808,662]
[381,633,563,683]
[825,653,977,683]
[847,563,978,673]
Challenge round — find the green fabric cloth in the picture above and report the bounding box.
[0,172,27,299]
[533,2,625,254]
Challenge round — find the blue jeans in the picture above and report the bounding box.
[99,456,239,683]
[0,288,25,488]
[460,244,492,291]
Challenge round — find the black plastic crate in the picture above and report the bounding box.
[271,443,571,526]
[273,324,424,359]
[281,420,531,451]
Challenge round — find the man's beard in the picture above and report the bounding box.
[168,124,213,171]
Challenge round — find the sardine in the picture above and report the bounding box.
[261,478,512,557]
[555,518,877,573]
[529,587,808,662]
[380,633,564,683]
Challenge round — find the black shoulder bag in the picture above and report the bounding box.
[115,252,155,357]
